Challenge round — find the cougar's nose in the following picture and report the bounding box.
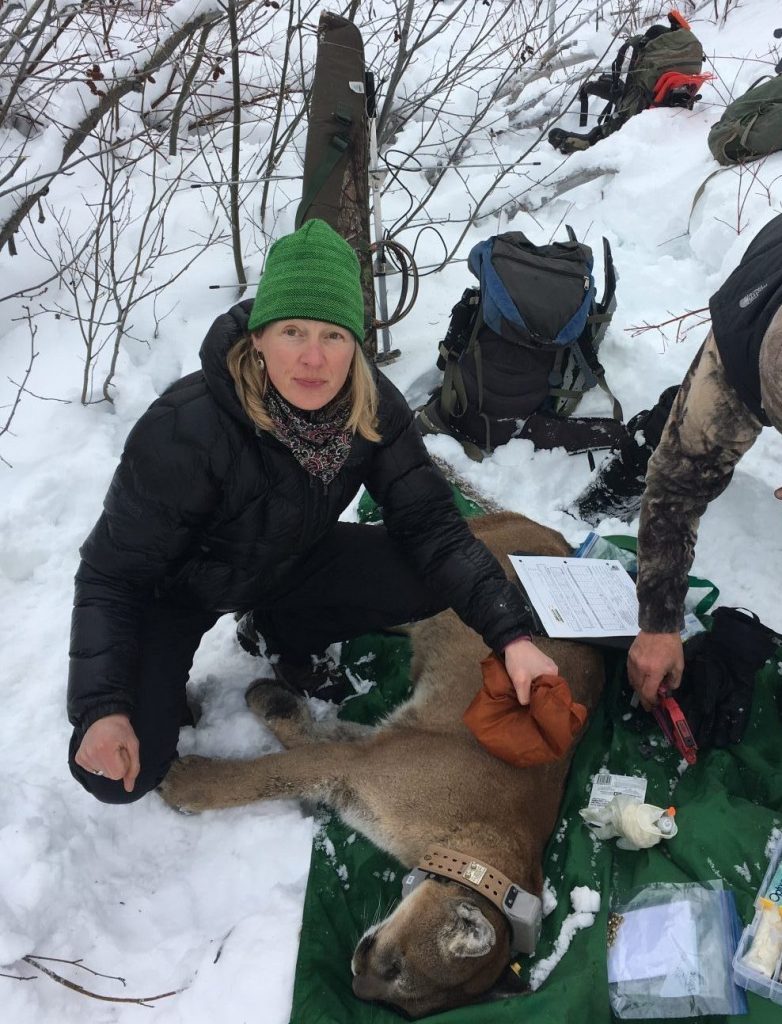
[352,930,376,972]
[352,971,384,1001]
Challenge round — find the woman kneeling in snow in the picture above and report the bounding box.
[68,219,551,804]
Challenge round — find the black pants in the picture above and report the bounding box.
[69,524,447,804]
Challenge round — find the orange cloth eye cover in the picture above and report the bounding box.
[463,653,588,768]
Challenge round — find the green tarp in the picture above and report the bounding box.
[289,497,782,1024]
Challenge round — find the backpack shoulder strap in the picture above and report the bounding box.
[438,308,483,423]
[611,35,644,90]
[578,74,620,127]
[596,236,617,317]
[745,73,775,91]
[589,237,622,420]
[611,38,634,83]
[576,34,643,133]
[548,236,623,420]
[548,343,624,421]
[688,167,726,228]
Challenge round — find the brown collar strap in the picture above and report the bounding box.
[417,846,515,916]
[404,845,543,955]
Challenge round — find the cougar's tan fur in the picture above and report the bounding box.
[159,512,604,1018]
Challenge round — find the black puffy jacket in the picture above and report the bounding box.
[68,302,532,729]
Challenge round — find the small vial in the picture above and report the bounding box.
[655,807,677,835]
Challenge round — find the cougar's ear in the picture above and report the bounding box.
[445,900,496,958]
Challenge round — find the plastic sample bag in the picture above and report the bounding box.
[607,882,747,1017]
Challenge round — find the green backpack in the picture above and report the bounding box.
[613,22,705,119]
[708,75,782,165]
[549,12,707,154]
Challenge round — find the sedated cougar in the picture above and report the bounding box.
[160,511,604,1018]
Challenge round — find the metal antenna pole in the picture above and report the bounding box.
[366,118,390,358]
[368,114,396,362]
[365,71,399,364]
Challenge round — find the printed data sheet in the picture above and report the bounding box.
[508,555,639,639]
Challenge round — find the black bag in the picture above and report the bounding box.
[624,607,780,750]
[676,607,780,748]
[416,227,622,460]
[549,11,708,154]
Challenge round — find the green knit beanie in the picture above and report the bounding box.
[247,219,365,342]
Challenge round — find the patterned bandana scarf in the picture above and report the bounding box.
[263,382,353,485]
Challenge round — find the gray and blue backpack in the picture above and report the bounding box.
[416,228,622,460]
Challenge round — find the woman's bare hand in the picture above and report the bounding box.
[75,714,140,793]
[503,637,559,705]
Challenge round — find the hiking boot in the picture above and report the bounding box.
[569,434,653,526]
[548,127,594,154]
[235,610,264,658]
[236,612,355,703]
[569,386,678,526]
[272,654,356,704]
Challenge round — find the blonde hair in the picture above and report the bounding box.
[226,335,381,442]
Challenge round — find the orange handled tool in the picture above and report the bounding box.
[652,686,698,764]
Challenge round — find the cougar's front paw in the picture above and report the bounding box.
[158,755,221,814]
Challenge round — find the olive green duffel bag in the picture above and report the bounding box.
[708,74,782,165]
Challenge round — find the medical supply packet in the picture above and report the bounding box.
[607,881,747,1018]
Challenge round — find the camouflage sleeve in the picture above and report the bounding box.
[636,331,764,633]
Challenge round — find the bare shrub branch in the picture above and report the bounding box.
[21,955,181,1006]
[0,305,37,467]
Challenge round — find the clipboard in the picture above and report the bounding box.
[508,553,640,649]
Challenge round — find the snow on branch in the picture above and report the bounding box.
[0,0,252,252]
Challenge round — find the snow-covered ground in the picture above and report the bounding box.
[1,1,781,1020]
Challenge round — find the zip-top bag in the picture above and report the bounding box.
[708,73,782,165]
[416,227,622,461]
[550,10,709,155]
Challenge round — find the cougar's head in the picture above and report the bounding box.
[351,879,510,1018]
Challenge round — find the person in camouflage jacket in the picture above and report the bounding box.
[629,214,782,707]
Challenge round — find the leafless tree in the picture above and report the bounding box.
[364,0,622,265]
[25,135,221,405]
[0,0,754,454]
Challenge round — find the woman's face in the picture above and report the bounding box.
[253,319,356,411]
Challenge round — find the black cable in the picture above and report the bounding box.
[376,148,422,223]
[403,223,450,278]
[371,238,419,327]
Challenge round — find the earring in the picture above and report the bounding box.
[252,349,268,398]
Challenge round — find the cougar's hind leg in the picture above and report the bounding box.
[245,679,375,747]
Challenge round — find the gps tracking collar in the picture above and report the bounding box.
[401,846,542,955]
